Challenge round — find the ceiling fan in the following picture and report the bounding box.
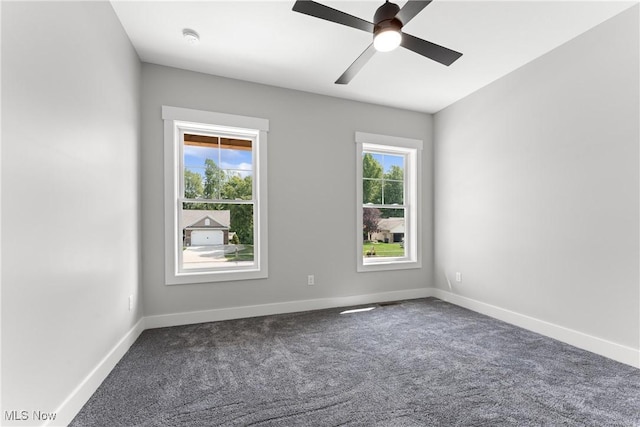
[292,0,462,84]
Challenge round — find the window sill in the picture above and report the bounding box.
[357,259,422,273]
[166,268,268,285]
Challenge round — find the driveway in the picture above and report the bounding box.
[182,245,252,269]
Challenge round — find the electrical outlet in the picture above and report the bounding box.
[128,295,133,311]
[307,275,315,286]
[455,272,462,282]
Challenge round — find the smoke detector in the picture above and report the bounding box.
[182,29,199,45]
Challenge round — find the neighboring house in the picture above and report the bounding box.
[371,218,405,243]
[182,209,230,246]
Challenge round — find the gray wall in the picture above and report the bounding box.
[1,1,141,421]
[434,6,639,349]
[141,64,432,316]
[3,1,636,422]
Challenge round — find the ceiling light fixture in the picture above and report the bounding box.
[374,28,402,52]
[182,29,200,45]
[373,1,402,52]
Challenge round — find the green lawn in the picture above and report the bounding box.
[225,245,254,261]
[363,242,404,257]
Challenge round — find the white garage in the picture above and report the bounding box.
[190,229,224,246]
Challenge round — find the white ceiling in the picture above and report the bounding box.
[111,1,636,113]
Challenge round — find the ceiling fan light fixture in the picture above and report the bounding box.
[373,1,402,53]
[374,28,401,52]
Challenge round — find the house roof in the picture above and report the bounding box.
[181,209,230,230]
[377,218,405,234]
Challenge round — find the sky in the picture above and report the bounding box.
[184,145,253,179]
[183,145,403,180]
[367,152,404,174]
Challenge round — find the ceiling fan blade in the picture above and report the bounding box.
[335,43,377,84]
[395,0,432,25]
[292,1,374,33]
[401,32,462,66]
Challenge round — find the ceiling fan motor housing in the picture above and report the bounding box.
[374,1,403,35]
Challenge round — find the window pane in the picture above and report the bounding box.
[184,134,253,200]
[383,155,404,176]
[184,134,222,199]
[383,155,404,205]
[221,175,253,201]
[363,152,383,179]
[363,178,382,204]
[181,202,254,270]
[220,137,253,181]
[184,168,204,199]
[383,179,403,205]
[362,207,405,259]
[363,151,405,206]
[184,137,219,174]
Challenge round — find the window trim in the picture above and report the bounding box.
[163,106,269,285]
[355,131,422,272]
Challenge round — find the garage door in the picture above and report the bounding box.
[191,230,223,246]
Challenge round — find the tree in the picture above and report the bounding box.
[383,165,403,205]
[184,169,204,199]
[363,207,381,242]
[362,153,383,204]
[203,159,225,200]
[221,174,252,200]
[381,164,404,218]
[221,175,254,245]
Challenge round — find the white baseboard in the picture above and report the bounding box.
[48,288,429,426]
[46,318,146,427]
[51,286,638,427]
[145,287,432,329]
[431,288,640,369]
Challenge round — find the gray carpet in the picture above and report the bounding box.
[70,298,640,426]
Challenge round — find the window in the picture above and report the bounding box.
[355,132,422,272]
[163,106,268,284]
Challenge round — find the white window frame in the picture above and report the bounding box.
[163,106,269,285]
[355,131,422,272]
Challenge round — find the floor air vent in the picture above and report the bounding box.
[378,301,402,307]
